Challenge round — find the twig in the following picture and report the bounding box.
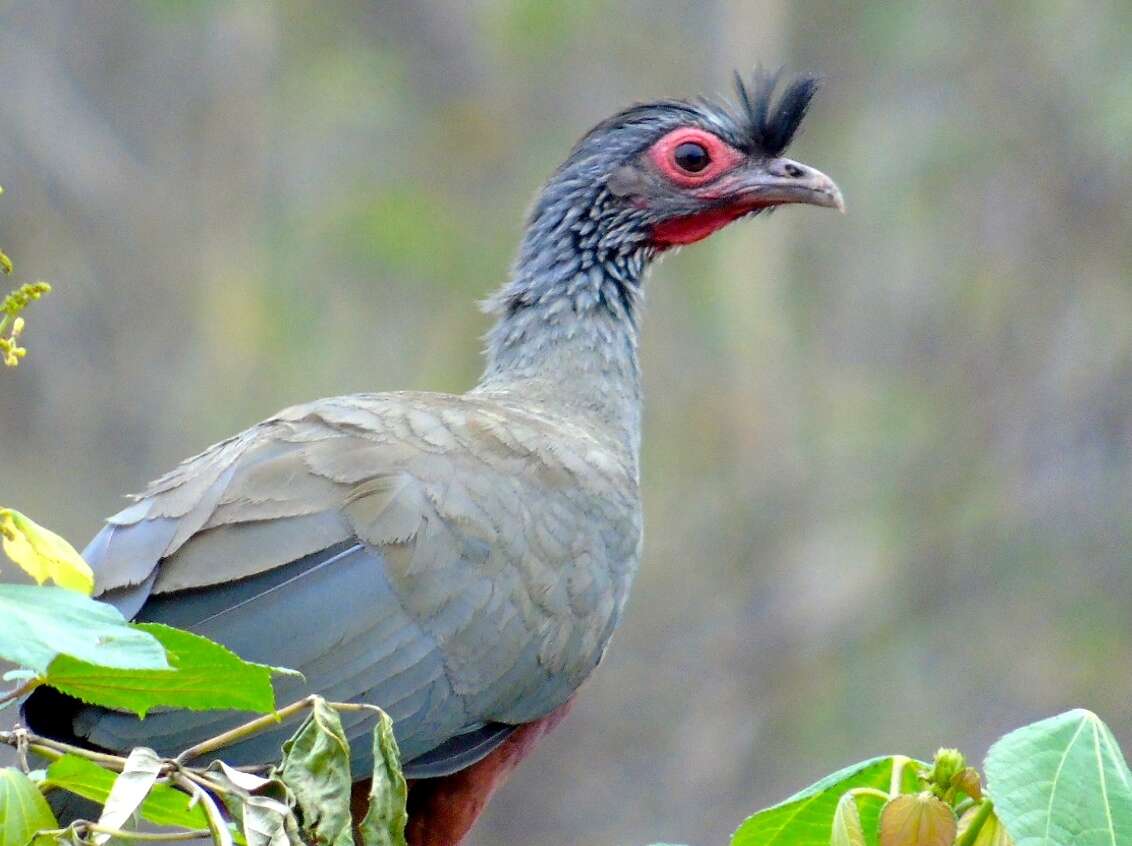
[1,727,132,770]
[174,695,383,765]
[37,823,212,842]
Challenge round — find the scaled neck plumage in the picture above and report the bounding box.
[474,194,652,460]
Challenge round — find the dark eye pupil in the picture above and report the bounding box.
[674,142,710,173]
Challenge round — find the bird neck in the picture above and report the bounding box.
[475,226,652,459]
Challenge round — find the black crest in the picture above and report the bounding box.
[731,68,820,158]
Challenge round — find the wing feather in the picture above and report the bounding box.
[27,392,641,780]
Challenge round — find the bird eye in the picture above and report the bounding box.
[673,142,710,174]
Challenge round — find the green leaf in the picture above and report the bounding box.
[878,793,956,846]
[0,767,58,846]
[731,757,922,846]
[357,707,408,846]
[984,708,1132,846]
[43,755,208,831]
[0,585,168,674]
[44,623,286,717]
[93,747,163,844]
[274,697,354,846]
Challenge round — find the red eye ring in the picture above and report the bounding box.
[648,128,744,187]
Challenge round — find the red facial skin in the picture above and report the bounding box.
[646,127,763,248]
[651,205,753,246]
[351,697,577,846]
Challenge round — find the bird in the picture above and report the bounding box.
[24,69,842,845]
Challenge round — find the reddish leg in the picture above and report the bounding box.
[351,698,576,846]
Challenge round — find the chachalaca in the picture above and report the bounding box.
[24,69,842,845]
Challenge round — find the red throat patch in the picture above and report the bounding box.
[651,205,753,247]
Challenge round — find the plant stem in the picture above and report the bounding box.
[847,787,891,802]
[174,695,384,764]
[889,754,913,796]
[0,728,132,770]
[37,824,212,842]
[954,799,995,846]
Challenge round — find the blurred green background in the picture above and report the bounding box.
[2,1,1132,844]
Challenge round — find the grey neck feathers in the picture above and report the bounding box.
[474,185,653,458]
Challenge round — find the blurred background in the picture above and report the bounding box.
[2,1,1132,844]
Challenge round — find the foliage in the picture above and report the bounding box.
[0,509,93,594]
[44,623,292,718]
[0,510,406,846]
[984,709,1132,846]
[355,708,408,846]
[42,754,209,831]
[0,584,168,676]
[0,187,51,368]
[0,767,57,846]
[0,246,411,846]
[3,695,410,846]
[732,756,922,846]
[730,709,1132,846]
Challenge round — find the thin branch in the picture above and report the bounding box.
[37,824,212,843]
[0,727,132,770]
[174,695,383,765]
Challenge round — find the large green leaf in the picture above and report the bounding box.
[357,707,408,846]
[731,757,922,846]
[42,755,208,831]
[0,767,58,846]
[274,696,354,846]
[0,585,168,674]
[985,709,1132,846]
[44,623,287,716]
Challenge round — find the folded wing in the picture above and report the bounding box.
[24,393,639,778]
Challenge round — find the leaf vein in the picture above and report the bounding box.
[1091,721,1117,846]
[1042,716,1087,846]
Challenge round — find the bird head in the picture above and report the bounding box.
[523,69,843,260]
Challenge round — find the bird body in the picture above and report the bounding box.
[72,390,640,776]
[25,70,842,844]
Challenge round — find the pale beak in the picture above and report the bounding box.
[730,157,845,213]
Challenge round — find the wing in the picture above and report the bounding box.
[25,393,640,778]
